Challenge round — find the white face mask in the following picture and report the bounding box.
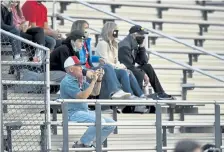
[84,29,90,38]
[71,40,81,52]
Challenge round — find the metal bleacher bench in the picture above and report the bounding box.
[3,121,23,152]
[182,83,224,100]
[2,79,205,135]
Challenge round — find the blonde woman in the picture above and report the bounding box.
[96,22,148,113]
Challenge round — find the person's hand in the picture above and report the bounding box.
[143,74,149,87]
[99,58,105,65]
[91,71,99,83]
[86,70,94,78]
[51,29,61,39]
[96,68,104,82]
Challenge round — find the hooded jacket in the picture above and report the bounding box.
[118,34,148,84]
[50,36,99,72]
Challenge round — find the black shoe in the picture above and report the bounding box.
[157,92,176,100]
[146,93,175,100]
[72,141,93,152]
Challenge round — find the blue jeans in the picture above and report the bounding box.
[45,35,56,50]
[68,110,116,145]
[115,69,144,97]
[3,28,22,56]
[96,64,121,99]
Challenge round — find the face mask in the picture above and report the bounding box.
[112,30,119,38]
[135,36,145,45]
[71,40,81,52]
[84,29,90,38]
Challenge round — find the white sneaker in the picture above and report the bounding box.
[129,95,146,100]
[111,90,131,99]
[134,106,149,113]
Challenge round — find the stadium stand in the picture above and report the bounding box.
[1,0,224,152]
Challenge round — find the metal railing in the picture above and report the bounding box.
[0,29,51,151]
[56,99,224,152]
[55,13,224,83]
[74,0,224,61]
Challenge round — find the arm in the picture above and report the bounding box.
[59,47,70,71]
[118,46,145,76]
[1,11,15,31]
[96,41,117,67]
[135,47,149,65]
[91,81,101,96]
[44,22,60,38]
[76,80,96,99]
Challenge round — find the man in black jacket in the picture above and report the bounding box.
[118,25,174,100]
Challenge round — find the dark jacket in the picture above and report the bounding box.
[50,37,89,76]
[50,37,76,71]
[118,34,148,85]
[1,5,15,31]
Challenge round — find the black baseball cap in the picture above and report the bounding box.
[68,30,85,41]
[129,25,149,35]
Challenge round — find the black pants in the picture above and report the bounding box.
[20,27,45,45]
[20,27,45,60]
[138,64,164,93]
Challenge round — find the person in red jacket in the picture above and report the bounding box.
[22,0,60,51]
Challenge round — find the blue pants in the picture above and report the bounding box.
[115,69,144,97]
[3,28,22,56]
[97,64,121,99]
[68,110,116,145]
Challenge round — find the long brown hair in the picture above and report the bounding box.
[14,1,23,18]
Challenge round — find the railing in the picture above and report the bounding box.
[74,0,224,61]
[57,99,224,152]
[55,13,224,83]
[0,29,51,151]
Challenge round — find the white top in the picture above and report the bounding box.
[96,40,126,69]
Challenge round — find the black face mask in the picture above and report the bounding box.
[135,36,145,45]
[112,30,119,38]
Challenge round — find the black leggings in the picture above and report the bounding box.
[20,27,45,45]
[138,64,164,93]
[20,27,45,60]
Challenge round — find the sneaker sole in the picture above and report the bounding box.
[112,93,131,99]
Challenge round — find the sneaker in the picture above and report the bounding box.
[111,90,131,99]
[72,141,93,152]
[134,106,149,113]
[157,92,176,100]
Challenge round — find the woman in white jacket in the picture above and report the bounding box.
[96,22,148,113]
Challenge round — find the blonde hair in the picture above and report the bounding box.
[101,22,118,48]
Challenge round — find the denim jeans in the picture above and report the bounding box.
[115,69,144,97]
[68,110,116,145]
[45,35,56,50]
[96,64,121,99]
[4,28,22,56]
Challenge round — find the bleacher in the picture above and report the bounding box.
[1,0,224,151]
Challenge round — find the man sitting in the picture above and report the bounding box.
[60,56,116,148]
[22,0,61,51]
[50,30,131,100]
[118,25,174,100]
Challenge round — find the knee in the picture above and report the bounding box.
[10,28,20,35]
[119,69,129,78]
[45,36,56,50]
[103,64,113,70]
[103,118,116,131]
